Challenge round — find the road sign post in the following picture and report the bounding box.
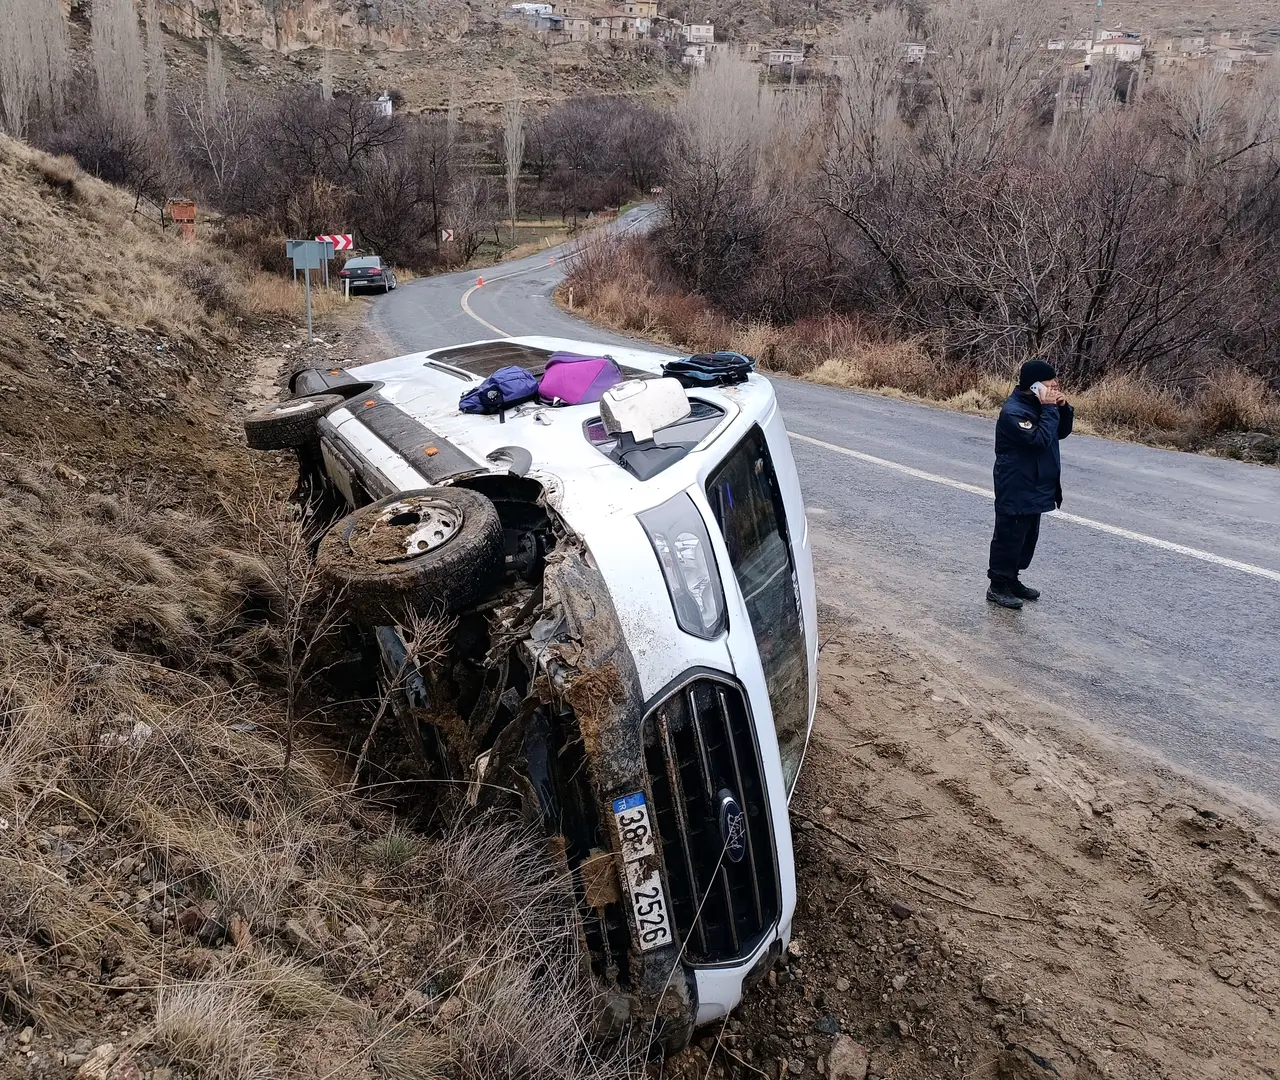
[304,266,313,341]
[286,240,327,344]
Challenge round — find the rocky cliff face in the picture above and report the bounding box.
[149,0,493,54]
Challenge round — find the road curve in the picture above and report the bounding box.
[370,217,1280,809]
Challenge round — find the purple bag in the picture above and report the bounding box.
[538,352,622,406]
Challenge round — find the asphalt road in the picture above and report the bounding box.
[370,218,1280,809]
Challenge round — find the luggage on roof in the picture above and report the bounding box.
[662,352,754,389]
[537,352,622,406]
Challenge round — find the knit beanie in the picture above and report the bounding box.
[1018,360,1057,391]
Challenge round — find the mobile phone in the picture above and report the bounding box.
[1030,381,1047,397]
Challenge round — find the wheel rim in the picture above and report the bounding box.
[354,497,463,564]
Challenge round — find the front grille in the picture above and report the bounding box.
[644,677,780,964]
[528,706,632,986]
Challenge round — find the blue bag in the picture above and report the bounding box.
[459,366,539,415]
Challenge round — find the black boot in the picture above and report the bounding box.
[986,584,1023,609]
[1009,580,1040,601]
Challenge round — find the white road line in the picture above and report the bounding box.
[788,430,1280,585]
[460,283,508,337]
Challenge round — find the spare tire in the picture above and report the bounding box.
[317,487,504,622]
[244,394,346,451]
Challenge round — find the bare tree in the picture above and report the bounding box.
[663,55,781,294]
[446,81,460,167]
[503,94,525,245]
[175,88,255,196]
[236,489,347,780]
[319,48,334,102]
[1165,69,1234,183]
[206,34,228,117]
[448,173,495,262]
[827,9,910,175]
[0,0,69,136]
[144,0,167,125]
[919,0,1061,171]
[92,0,147,130]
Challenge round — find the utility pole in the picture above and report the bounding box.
[1092,0,1103,48]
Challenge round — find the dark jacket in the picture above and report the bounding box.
[993,389,1074,515]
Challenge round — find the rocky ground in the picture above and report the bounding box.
[669,588,1279,1080]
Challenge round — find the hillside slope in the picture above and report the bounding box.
[0,138,618,1080]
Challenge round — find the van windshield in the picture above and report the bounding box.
[706,427,808,793]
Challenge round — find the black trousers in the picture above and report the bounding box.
[988,512,1041,585]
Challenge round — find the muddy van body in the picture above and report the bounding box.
[246,336,818,1048]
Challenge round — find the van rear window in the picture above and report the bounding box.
[706,427,808,791]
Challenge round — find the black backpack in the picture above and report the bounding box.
[662,352,755,389]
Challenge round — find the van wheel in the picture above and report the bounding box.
[244,395,346,450]
[317,488,504,622]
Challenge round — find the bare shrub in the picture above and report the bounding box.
[222,217,291,273]
[47,99,172,209]
[1075,375,1191,434]
[180,259,237,315]
[807,338,945,396]
[1196,369,1280,434]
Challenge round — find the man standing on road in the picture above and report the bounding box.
[987,360,1074,610]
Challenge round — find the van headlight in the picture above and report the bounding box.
[639,492,727,639]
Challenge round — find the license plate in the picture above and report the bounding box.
[612,792,673,951]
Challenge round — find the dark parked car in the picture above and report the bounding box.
[339,255,398,293]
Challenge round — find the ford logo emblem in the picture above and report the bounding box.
[718,789,747,864]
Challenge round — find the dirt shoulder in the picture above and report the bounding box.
[702,594,1279,1080]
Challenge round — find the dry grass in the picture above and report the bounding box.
[0,136,331,341]
[241,273,352,320]
[1196,368,1280,435]
[498,230,572,265]
[1,136,632,1076]
[563,235,1280,458]
[1074,374,1192,434]
[0,460,636,1080]
[151,985,274,1080]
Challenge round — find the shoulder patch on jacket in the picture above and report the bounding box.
[1018,419,1034,429]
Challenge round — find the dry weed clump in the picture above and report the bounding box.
[0,460,636,1080]
[1074,374,1191,434]
[241,273,350,321]
[1195,369,1280,435]
[0,461,274,670]
[150,985,274,1080]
